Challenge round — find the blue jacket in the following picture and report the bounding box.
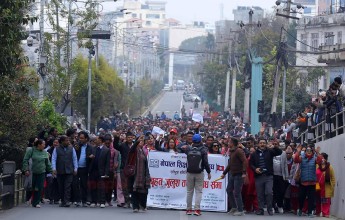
[300,154,316,183]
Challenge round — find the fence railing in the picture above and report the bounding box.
[298,108,345,144]
[0,161,25,210]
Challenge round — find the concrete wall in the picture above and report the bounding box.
[318,133,345,219]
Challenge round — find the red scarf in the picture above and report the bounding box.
[319,162,330,182]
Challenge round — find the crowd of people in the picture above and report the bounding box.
[21,111,336,218]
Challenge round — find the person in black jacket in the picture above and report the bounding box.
[112,131,135,208]
[250,138,282,216]
[88,135,110,208]
[72,131,92,207]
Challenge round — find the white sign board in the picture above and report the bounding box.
[147,152,228,212]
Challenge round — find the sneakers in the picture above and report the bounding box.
[227,208,238,214]
[107,202,113,207]
[268,209,274,216]
[90,203,96,208]
[133,209,139,213]
[233,211,245,216]
[141,207,147,212]
[186,210,193,215]
[75,202,81,207]
[297,209,302,216]
[82,203,88,207]
[308,214,315,218]
[100,204,105,208]
[194,210,202,216]
[256,210,264,215]
[278,207,284,214]
[34,205,41,208]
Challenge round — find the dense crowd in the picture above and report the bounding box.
[22,110,336,218]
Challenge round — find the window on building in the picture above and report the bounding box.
[132,13,137,18]
[310,79,319,95]
[301,34,308,51]
[146,21,152,26]
[338,31,342,44]
[146,14,160,19]
[311,33,319,51]
[324,32,334,46]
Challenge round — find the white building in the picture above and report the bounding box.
[232,6,264,23]
[296,13,345,95]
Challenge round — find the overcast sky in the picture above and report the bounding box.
[165,0,275,24]
[101,0,276,24]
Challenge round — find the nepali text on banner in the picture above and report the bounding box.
[147,151,228,212]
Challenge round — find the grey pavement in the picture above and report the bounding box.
[149,90,203,119]
[0,204,328,220]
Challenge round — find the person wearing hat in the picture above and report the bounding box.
[181,134,211,216]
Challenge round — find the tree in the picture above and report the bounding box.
[0,0,40,166]
[71,55,125,129]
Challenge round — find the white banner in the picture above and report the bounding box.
[147,151,228,212]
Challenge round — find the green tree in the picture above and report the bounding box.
[71,55,125,129]
[0,0,40,166]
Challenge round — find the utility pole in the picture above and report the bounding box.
[38,0,45,102]
[55,1,61,65]
[243,9,254,124]
[231,35,239,114]
[95,2,100,67]
[272,0,292,118]
[87,45,95,131]
[224,37,232,112]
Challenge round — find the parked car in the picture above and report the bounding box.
[163,84,172,91]
[183,93,201,102]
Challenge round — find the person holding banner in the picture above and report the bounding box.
[127,136,151,213]
[220,138,247,216]
[181,134,211,216]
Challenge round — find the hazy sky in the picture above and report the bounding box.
[165,0,275,24]
[101,0,276,24]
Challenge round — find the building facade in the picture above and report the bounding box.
[296,13,345,94]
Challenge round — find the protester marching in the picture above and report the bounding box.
[21,103,338,218]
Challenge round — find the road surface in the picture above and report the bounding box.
[0,204,328,220]
[149,90,203,119]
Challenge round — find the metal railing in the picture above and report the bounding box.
[0,162,25,210]
[298,108,345,144]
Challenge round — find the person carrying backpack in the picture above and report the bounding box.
[181,134,211,216]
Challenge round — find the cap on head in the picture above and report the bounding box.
[192,134,202,143]
[170,128,178,134]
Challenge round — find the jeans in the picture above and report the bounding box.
[227,174,244,212]
[57,174,73,204]
[255,175,274,211]
[186,172,204,210]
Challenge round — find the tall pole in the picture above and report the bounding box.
[87,52,92,131]
[243,9,253,124]
[271,0,292,115]
[55,1,61,65]
[231,38,239,114]
[95,2,100,67]
[38,0,45,102]
[224,39,231,111]
[282,67,287,118]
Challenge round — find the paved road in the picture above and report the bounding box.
[0,204,328,220]
[149,90,203,119]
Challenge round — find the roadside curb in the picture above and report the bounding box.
[141,91,166,117]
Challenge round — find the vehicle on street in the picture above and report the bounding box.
[163,84,172,91]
